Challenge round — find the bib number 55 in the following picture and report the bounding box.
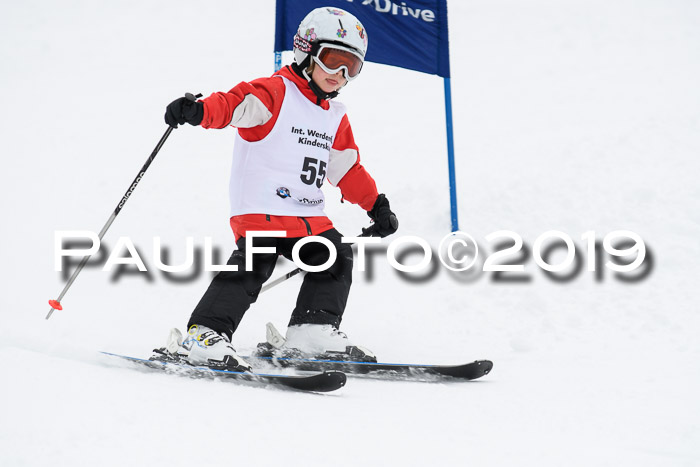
[300,157,327,188]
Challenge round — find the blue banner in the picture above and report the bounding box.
[275,0,450,78]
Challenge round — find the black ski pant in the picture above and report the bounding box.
[188,228,353,340]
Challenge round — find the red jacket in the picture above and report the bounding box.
[200,65,379,239]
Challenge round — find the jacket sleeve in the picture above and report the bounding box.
[329,114,379,211]
[200,77,285,139]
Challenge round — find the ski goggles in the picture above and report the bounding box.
[312,43,364,81]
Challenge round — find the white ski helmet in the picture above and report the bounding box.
[293,7,368,80]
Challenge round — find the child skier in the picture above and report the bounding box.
[160,7,397,372]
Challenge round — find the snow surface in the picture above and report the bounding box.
[2,0,699,465]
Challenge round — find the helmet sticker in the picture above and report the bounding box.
[356,23,367,47]
[337,19,347,38]
[304,28,317,41]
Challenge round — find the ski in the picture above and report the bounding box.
[247,349,493,382]
[100,351,346,393]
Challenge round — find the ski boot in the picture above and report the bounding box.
[256,322,377,363]
[152,325,251,372]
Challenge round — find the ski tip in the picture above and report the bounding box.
[318,370,347,392]
[48,299,63,311]
[471,360,494,379]
[335,370,348,387]
[283,370,347,392]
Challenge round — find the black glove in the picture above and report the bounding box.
[364,194,398,237]
[164,93,204,128]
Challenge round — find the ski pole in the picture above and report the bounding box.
[45,99,195,320]
[259,214,397,294]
